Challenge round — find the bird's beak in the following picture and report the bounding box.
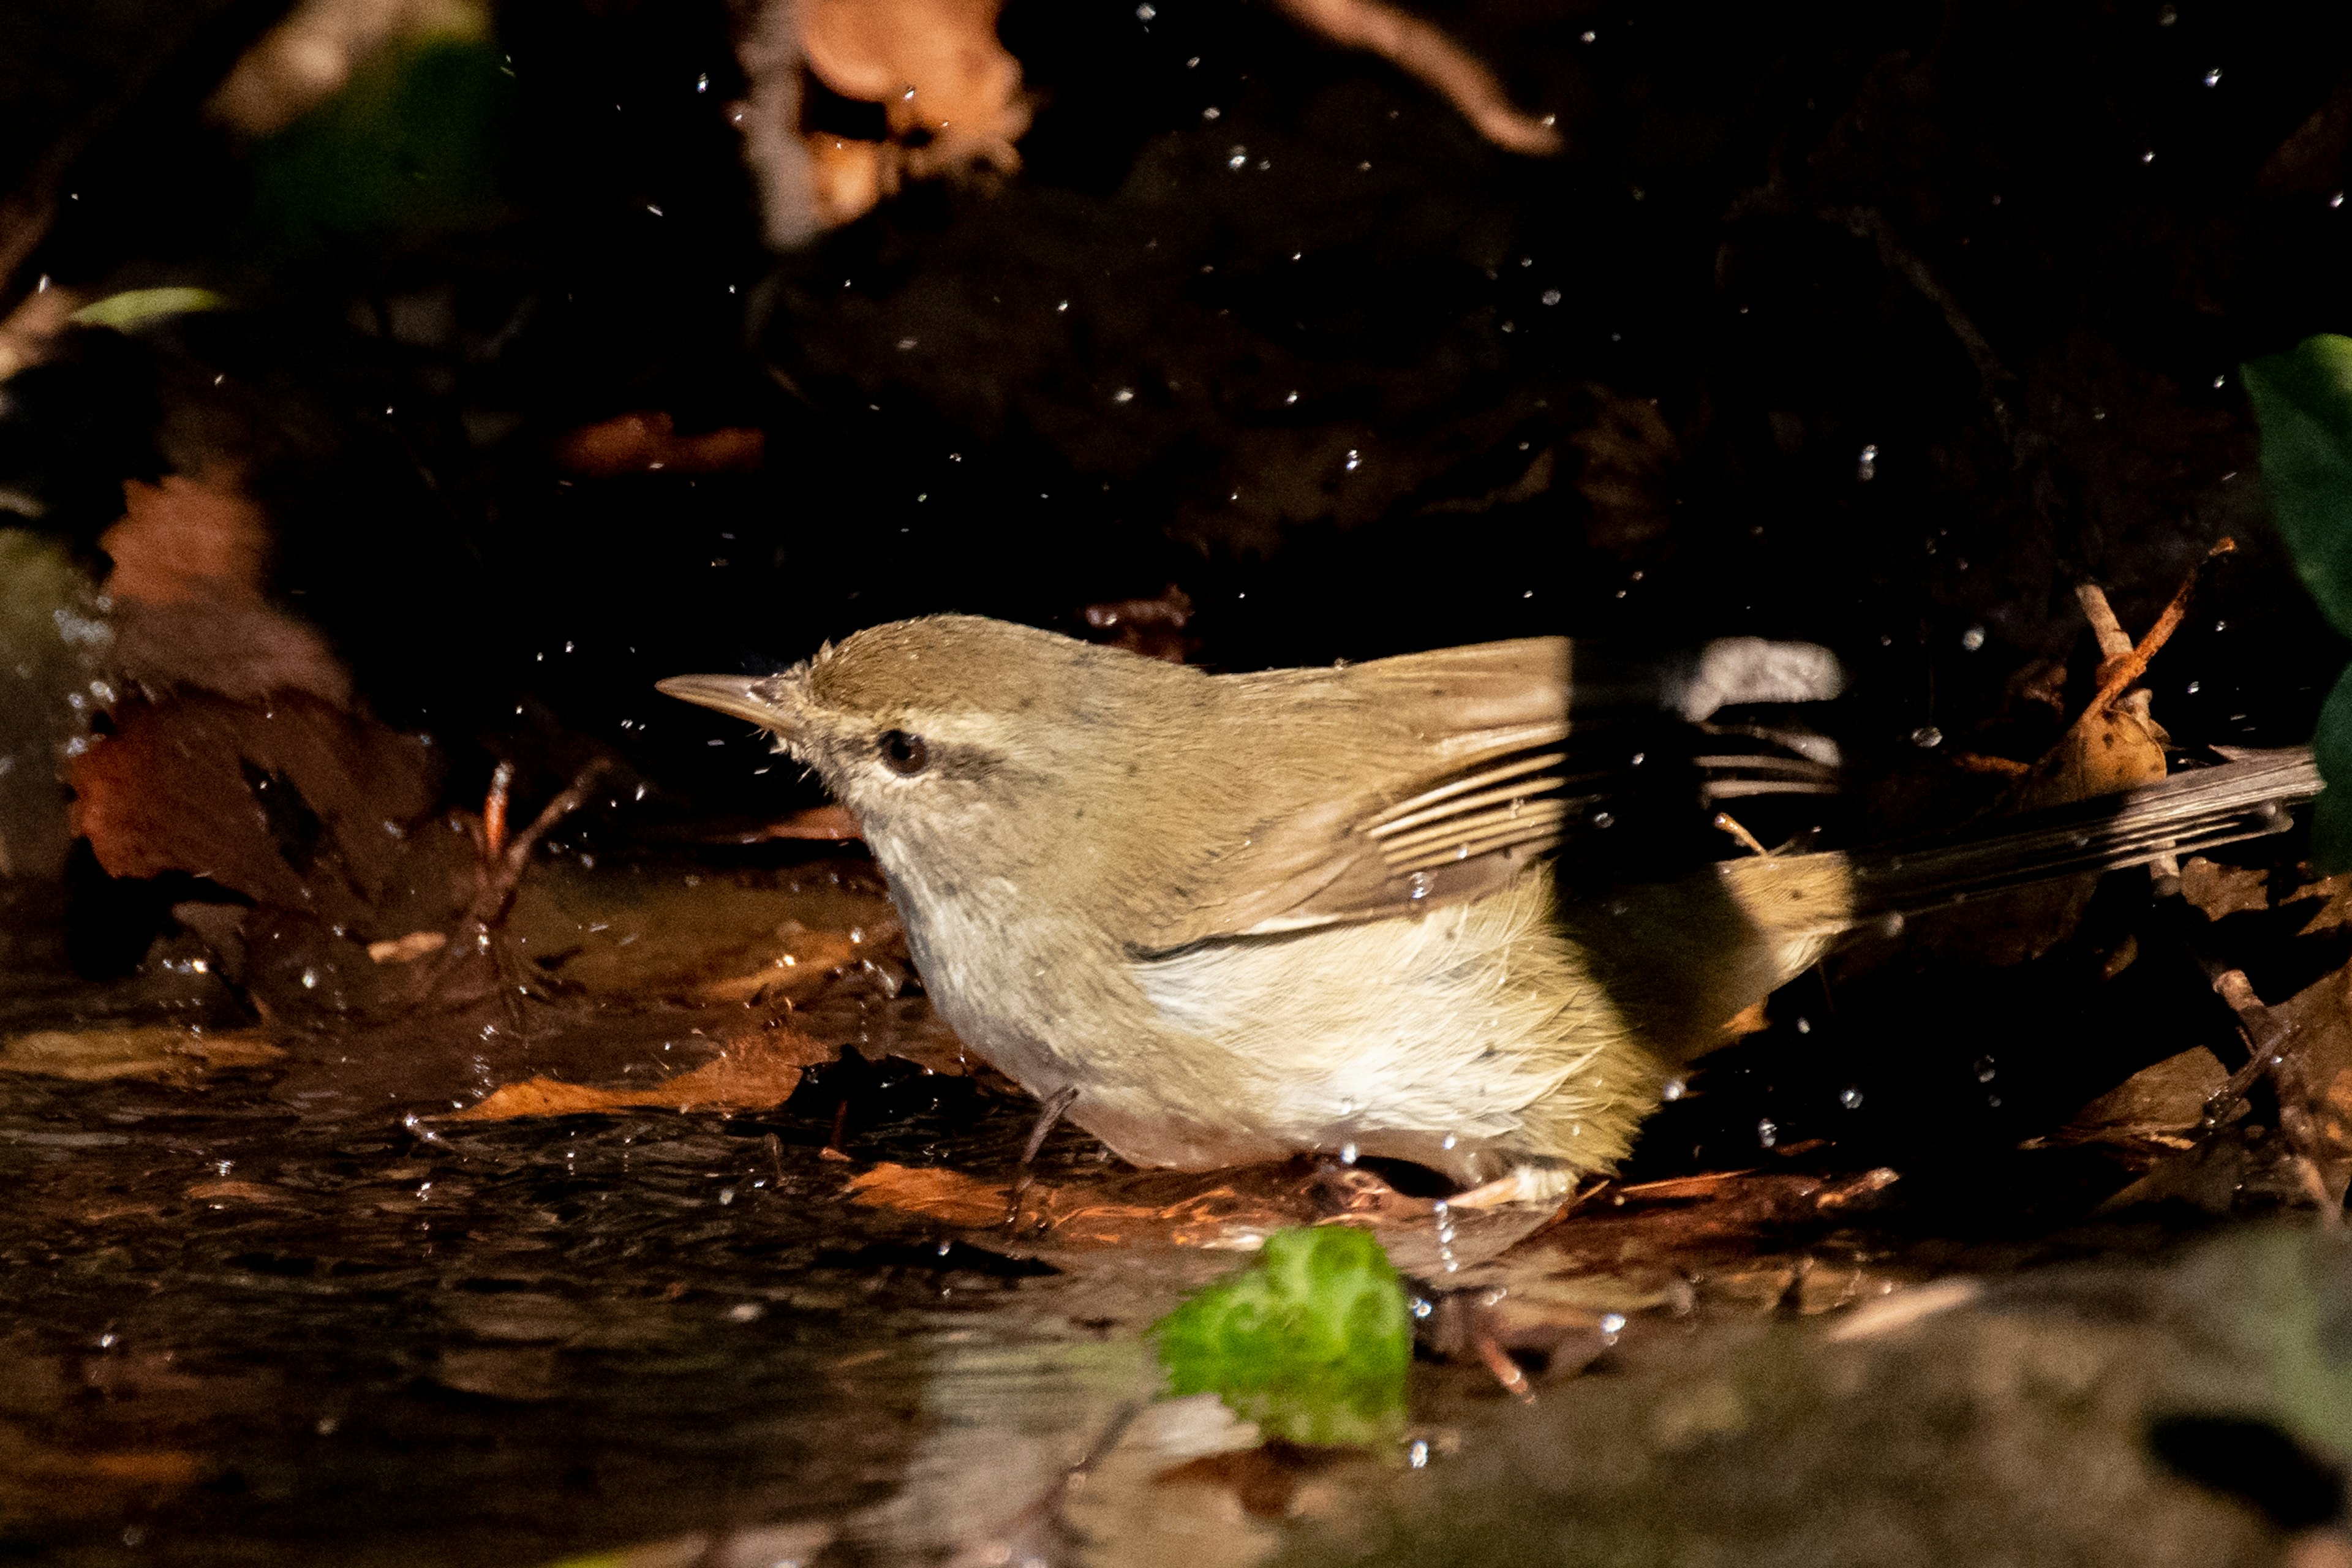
[655,674,790,734]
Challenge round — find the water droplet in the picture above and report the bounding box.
[1856,443,1878,481]
[1227,148,1247,170]
[1599,1312,1626,1335]
[1974,1055,1997,1083]
[2185,679,2200,693]
[1756,1118,1778,1148]
[1840,1085,1864,1110]
[301,967,319,990]
[1593,810,1615,828]
[2203,67,2220,86]
[1409,1439,1430,1468]
[1112,388,1133,403]
[1344,448,1361,470]
[1408,872,1431,902]
[1136,1,1155,15]
[1911,726,1943,748]
[1961,625,1985,651]
[718,1187,737,1205]
[1440,1133,1457,1150]
[2157,3,2176,22]
[1794,1017,1811,1035]
[1660,1077,1686,1101]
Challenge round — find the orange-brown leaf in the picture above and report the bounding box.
[451,1027,837,1120]
[556,412,766,478]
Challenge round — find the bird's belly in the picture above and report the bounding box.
[889,867,1662,1183]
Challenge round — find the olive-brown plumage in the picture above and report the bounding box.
[662,615,2318,1201]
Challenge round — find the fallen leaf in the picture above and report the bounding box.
[693,927,859,1003]
[842,1158,1553,1268]
[451,1026,837,1120]
[0,1027,283,1084]
[184,1179,304,1205]
[2180,856,2272,919]
[368,930,448,963]
[100,472,352,707]
[1082,586,1196,664]
[2060,1046,2228,1145]
[69,690,440,923]
[556,412,766,478]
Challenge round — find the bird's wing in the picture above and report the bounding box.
[1128,638,1839,954]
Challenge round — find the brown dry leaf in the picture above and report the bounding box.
[184,1179,304,1205]
[0,1027,283,1084]
[451,1026,838,1121]
[556,412,767,478]
[2108,965,2352,1216]
[731,0,1030,237]
[99,473,352,707]
[2180,856,2272,919]
[1537,1169,1901,1276]
[69,690,439,923]
[1082,586,1197,665]
[2059,1046,2228,1147]
[694,927,859,1003]
[843,1159,1557,1267]
[846,1161,1347,1250]
[797,0,1028,166]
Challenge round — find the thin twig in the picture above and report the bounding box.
[2087,539,2237,717]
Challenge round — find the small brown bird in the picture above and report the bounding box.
[661,616,2318,1204]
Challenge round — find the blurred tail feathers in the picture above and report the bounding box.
[1847,746,2319,916]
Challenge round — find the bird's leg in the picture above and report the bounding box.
[1003,1085,1079,1227]
[420,758,616,1014]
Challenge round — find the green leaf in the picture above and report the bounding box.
[2313,665,2352,872]
[246,32,512,248]
[70,288,229,331]
[1153,1224,1411,1448]
[2244,334,2352,638]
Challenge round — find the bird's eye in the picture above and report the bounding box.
[878,729,929,775]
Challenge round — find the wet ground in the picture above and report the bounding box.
[2,846,2343,1567]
